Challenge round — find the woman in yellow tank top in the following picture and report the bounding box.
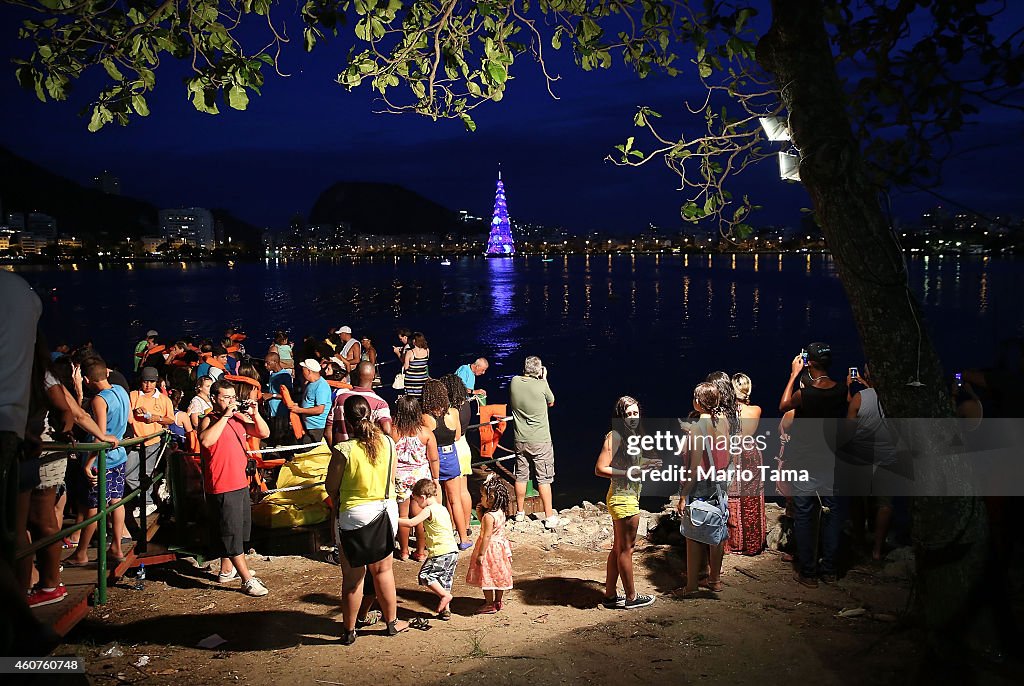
[326,396,406,644]
[594,396,661,610]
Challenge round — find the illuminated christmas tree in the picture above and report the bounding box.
[485,169,515,256]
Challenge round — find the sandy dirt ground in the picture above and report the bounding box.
[52,502,969,686]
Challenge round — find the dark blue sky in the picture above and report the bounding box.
[1,5,1021,233]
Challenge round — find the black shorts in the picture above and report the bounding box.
[207,487,251,558]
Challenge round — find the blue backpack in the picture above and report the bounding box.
[679,425,731,546]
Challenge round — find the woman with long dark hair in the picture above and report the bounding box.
[594,395,661,609]
[392,396,440,561]
[325,396,406,644]
[421,380,471,549]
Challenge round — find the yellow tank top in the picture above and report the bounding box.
[423,503,458,557]
[336,436,395,512]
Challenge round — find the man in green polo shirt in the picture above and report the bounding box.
[509,355,562,529]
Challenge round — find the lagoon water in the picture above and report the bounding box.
[14,253,1020,502]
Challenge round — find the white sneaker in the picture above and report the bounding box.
[217,568,238,583]
[544,515,566,530]
[514,511,526,523]
[242,576,269,597]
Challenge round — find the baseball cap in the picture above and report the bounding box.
[805,342,832,368]
[300,358,322,374]
[146,330,159,338]
[140,366,159,382]
[336,326,352,334]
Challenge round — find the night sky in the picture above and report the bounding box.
[1,4,1021,234]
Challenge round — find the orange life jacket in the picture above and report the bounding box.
[326,379,353,390]
[278,385,305,439]
[478,404,508,459]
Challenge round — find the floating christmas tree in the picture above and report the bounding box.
[485,168,515,256]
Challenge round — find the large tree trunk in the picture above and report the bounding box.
[757,0,994,666]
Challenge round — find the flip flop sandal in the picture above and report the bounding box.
[495,601,504,611]
[386,620,409,636]
[705,580,724,592]
[671,588,705,600]
[438,609,452,621]
[476,603,498,615]
[409,617,432,631]
[410,553,427,562]
[62,558,92,568]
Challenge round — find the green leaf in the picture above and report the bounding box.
[102,59,124,81]
[552,29,562,50]
[355,19,369,41]
[304,27,316,52]
[87,106,108,133]
[131,94,150,116]
[735,8,756,33]
[226,85,249,110]
[467,80,482,97]
[33,74,46,102]
[486,61,507,84]
[459,112,476,132]
[698,62,712,78]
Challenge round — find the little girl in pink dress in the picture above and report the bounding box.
[465,476,513,613]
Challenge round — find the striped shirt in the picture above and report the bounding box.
[326,387,392,441]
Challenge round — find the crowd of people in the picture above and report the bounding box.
[2,268,546,644]
[2,266,1012,652]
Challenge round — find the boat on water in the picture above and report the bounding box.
[441,258,452,266]
[541,257,554,262]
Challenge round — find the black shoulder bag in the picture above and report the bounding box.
[338,438,396,567]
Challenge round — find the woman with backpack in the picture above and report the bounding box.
[675,382,733,596]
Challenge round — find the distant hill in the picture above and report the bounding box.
[0,146,158,237]
[0,146,261,245]
[309,181,458,234]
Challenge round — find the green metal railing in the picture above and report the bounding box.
[15,431,171,604]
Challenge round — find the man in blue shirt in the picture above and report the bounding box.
[261,352,294,445]
[288,359,331,444]
[455,358,489,396]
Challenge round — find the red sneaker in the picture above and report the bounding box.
[28,584,68,608]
